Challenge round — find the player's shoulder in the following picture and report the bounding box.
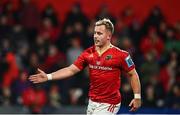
[112,46,129,55]
[83,46,95,53]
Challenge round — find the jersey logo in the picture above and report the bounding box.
[105,55,112,60]
[125,55,134,67]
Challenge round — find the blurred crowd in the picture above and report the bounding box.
[0,0,179,113]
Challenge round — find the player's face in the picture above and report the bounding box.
[94,25,111,47]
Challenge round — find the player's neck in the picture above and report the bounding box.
[96,43,112,56]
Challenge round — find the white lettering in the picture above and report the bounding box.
[88,64,112,70]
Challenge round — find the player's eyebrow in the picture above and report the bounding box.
[94,31,103,35]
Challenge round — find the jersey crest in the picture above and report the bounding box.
[105,55,112,60]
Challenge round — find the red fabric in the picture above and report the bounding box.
[22,88,36,106]
[122,13,135,27]
[2,52,19,88]
[34,90,47,107]
[1,0,179,25]
[20,3,40,29]
[140,36,164,58]
[22,87,47,110]
[159,66,170,93]
[175,32,180,40]
[73,46,135,104]
[39,27,59,42]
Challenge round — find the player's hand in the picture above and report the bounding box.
[129,98,141,112]
[29,68,48,83]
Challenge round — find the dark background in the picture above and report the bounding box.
[0,0,179,114]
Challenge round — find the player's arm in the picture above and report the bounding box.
[128,68,141,112]
[29,64,80,84]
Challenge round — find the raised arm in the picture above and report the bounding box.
[29,64,80,84]
[128,68,141,112]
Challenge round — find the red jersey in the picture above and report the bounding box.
[74,45,135,104]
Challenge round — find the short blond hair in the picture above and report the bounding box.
[95,18,114,34]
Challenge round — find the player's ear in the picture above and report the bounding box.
[107,33,112,40]
[107,36,110,40]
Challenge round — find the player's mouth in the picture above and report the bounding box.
[95,41,100,45]
[94,39,100,43]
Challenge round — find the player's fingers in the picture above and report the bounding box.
[29,76,36,81]
[29,74,40,79]
[37,68,44,74]
[32,80,41,84]
[30,77,40,83]
[130,107,137,112]
[129,100,133,107]
[29,77,38,82]
[29,75,37,78]
[29,76,37,80]
[29,74,41,80]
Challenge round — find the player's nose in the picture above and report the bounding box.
[94,32,98,38]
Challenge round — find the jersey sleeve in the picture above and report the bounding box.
[120,52,135,72]
[73,51,87,70]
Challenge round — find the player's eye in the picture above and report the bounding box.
[94,31,103,35]
[97,32,102,35]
